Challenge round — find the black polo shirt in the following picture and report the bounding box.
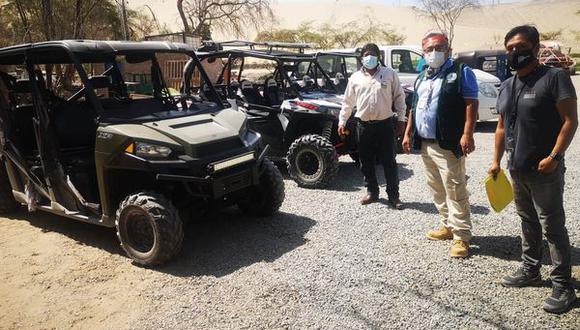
[497,65,576,171]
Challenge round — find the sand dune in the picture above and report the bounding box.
[129,0,580,52]
[271,0,580,52]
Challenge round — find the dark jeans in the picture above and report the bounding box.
[510,162,572,288]
[357,117,399,200]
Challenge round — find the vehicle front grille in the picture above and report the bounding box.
[222,171,252,193]
[195,139,244,158]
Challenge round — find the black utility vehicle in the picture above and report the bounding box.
[184,41,360,188]
[0,40,284,266]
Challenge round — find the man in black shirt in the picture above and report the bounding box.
[489,25,578,314]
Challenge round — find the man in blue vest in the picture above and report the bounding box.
[489,25,577,314]
[402,31,479,258]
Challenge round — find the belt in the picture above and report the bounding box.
[357,117,392,125]
[421,137,437,143]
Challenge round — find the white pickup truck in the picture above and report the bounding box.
[319,45,501,121]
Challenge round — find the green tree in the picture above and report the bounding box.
[256,17,406,49]
[0,0,167,47]
[255,22,336,49]
[540,29,564,41]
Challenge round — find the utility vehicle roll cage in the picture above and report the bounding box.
[0,40,223,117]
[0,40,224,223]
[201,40,314,53]
[185,49,339,102]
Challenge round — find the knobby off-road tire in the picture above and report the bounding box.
[286,134,338,188]
[116,192,184,266]
[238,158,285,216]
[0,162,20,214]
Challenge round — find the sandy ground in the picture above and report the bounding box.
[0,75,579,329]
[129,0,580,53]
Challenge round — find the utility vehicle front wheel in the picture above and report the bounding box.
[238,158,285,216]
[0,162,20,214]
[116,192,183,266]
[286,134,338,188]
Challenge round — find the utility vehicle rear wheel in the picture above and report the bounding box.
[0,162,19,214]
[238,158,285,216]
[287,134,338,188]
[116,192,183,266]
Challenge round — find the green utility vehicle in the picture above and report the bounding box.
[0,40,284,266]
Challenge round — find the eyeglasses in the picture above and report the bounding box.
[423,45,448,53]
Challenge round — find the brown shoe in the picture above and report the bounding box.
[388,198,404,210]
[426,226,453,241]
[450,240,469,258]
[360,193,378,205]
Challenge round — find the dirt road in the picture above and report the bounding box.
[1,76,579,330]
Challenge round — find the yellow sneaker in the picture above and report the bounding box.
[450,240,469,258]
[426,226,453,241]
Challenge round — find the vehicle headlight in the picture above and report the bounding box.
[478,82,498,98]
[132,142,172,159]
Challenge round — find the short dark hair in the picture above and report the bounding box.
[504,25,540,47]
[361,43,380,56]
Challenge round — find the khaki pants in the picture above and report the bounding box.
[421,141,472,241]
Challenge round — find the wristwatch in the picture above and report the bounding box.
[549,152,564,162]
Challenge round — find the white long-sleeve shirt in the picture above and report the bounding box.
[339,66,407,126]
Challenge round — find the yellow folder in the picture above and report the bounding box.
[484,169,514,213]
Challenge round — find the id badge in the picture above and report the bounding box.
[417,92,429,111]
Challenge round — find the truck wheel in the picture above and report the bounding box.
[238,158,285,216]
[0,162,19,214]
[287,134,338,188]
[115,192,183,266]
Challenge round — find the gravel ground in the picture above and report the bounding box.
[1,76,579,330]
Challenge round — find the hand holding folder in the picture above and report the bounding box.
[484,169,514,213]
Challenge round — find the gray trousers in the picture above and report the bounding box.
[510,162,572,288]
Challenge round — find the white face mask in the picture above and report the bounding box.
[425,50,446,69]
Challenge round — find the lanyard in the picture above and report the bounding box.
[509,75,526,132]
[419,69,444,113]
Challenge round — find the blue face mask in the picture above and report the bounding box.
[362,55,378,69]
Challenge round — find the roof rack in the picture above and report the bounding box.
[202,40,314,53]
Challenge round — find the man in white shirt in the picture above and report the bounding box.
[338,43,407,207]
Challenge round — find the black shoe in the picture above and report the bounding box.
[543,286,577,314]
[388,198,404,210]
[501,268,542,288]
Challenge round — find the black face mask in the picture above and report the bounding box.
[508,48,535,70]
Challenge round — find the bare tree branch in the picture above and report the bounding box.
[181,0,275,38]
[414,0,479,48]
